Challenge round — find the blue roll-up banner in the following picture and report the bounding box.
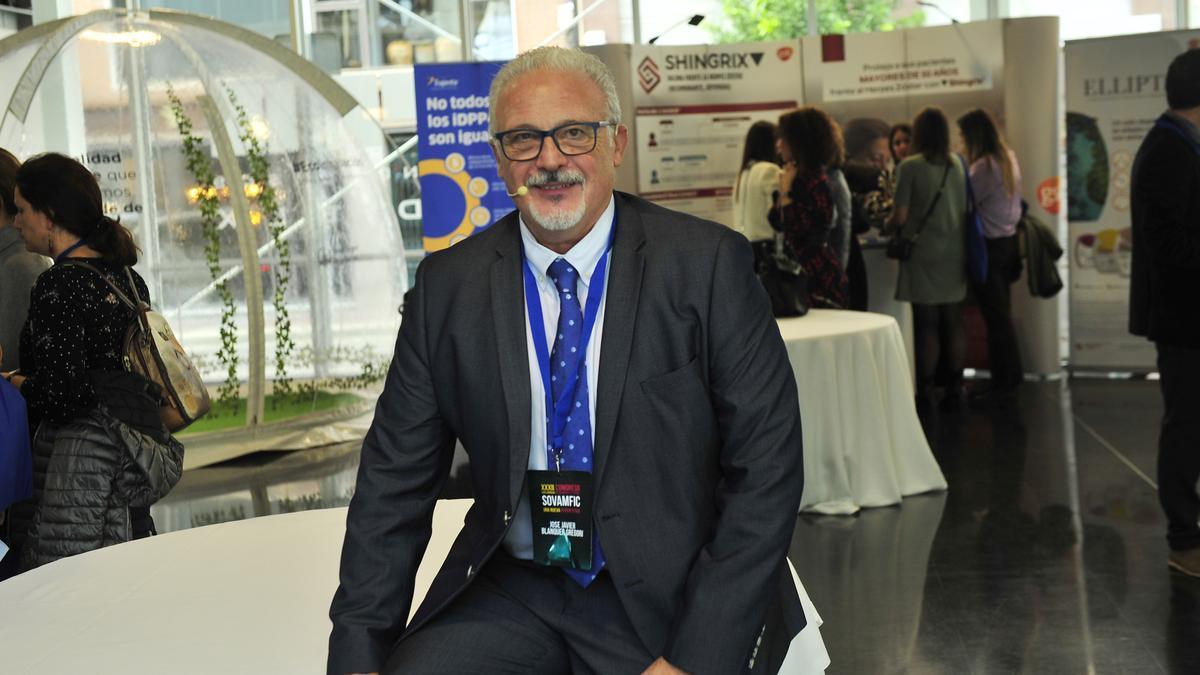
[414,61,513,253]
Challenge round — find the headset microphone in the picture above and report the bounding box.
[507,185,528,198]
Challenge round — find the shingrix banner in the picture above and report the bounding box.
[414,61,510,253]
[630,41,803,225]
[1064,30,1200,371]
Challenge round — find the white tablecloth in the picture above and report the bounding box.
[780,310,947,514]
[0,502,829,674]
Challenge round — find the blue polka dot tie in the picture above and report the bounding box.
[546,257,605,587]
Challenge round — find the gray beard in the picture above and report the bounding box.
[524,169,587,232]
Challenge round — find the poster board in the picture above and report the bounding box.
[414,62,511,253]
[629,41,803,224]
[1063,31,1199,371]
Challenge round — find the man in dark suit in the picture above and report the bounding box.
[329,46,805,675]
[1129,49,1200,578]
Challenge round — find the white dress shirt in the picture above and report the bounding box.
[503,195,616,560]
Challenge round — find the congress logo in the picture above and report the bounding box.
[637,56,661,94]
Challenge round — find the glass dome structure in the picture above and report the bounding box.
[0,9,408,459]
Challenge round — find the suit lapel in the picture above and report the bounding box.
[489,217,533,512]
[593,194,646,485]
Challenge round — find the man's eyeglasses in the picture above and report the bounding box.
[493,121,615,161]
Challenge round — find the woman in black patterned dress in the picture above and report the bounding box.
[1,153,182,574]
[770,107,849,309]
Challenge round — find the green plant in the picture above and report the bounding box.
[168,84,240,414]
[226,85,294,402]
[290,344,392,395]
[710,0,924,43]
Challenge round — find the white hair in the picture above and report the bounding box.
[488,47,622,137]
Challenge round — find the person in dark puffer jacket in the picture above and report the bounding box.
[0,153,183,575]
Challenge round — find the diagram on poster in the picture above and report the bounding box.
[632,42,802,225]
[415,62,511,253]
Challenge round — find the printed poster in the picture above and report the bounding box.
[803,23,1001,103]
[414,62,512,252]
[1064,31,1200,370]
[631,42,803,225]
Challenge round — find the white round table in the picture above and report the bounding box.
[0,501,829,674]
[779,310,947,514]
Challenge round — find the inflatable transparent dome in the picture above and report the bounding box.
[0,9,408,463]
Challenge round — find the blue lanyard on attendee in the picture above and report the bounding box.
[521,221,615,465]
[1155,115,1200,160]
[54,239,88,264]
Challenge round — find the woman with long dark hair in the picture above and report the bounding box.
[770,107,848,309]
[888,108,968,411]
[1,152,182,573]
[732,120,781,271]
[958,108,1024,404]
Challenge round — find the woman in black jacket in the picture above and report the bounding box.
[770,107,849,309]
[1,153,182,573]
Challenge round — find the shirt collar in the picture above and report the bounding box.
[519,195,616,288]
[1166,110,1200,145]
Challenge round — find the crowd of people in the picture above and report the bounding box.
[0,152,183,580]
[732,104,1028,413]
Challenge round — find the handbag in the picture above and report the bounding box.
[886,161,951,261]
[756,234,809,318]
[960,154,990,284]
[60,261,211,432]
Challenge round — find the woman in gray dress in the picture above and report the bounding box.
[888,107,968,410]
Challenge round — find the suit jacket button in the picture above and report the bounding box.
[466,564,473,577]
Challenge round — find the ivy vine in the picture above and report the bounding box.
[291,344,392,395]
[226,85,294,402]
[168,84,240,414]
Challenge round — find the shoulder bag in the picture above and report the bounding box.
[61,261,211,432]
[886,161,951,261]
[758,232,810,317]
[960,154,990,284]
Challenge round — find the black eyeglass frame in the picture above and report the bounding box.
[493,121,616,161]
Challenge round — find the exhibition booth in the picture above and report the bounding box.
[415,17,1065,381]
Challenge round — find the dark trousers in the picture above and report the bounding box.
[846,237,868,311]
[913,302,965,398]
[972,235,1024,390]
[1157,343,1200,552]
[385,553,655,674]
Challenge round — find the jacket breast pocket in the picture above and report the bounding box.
[637,358,715,438]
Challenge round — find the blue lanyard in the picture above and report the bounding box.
[54,239,89,263]
[521,221,615,465]
[1156,116,1200,160]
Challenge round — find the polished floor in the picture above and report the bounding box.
[152,379,1198,674]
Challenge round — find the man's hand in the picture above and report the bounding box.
[641,657,690,675]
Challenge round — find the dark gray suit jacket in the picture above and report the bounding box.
[328,192,806,675]
[0,227,50,371]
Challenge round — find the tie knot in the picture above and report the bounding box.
[546,258,580,294]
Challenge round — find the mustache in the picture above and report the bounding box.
[525,169,585,188]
